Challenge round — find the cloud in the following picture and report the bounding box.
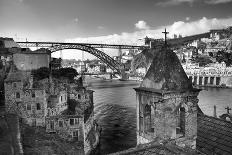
[18,0,24,3]
[67,17,232,44]
[205,0,232,4]
[98,26,105,30]
[156,0,194,6]
[135,20,150,30]
[186,17,190,21]
[74,18,79,23]
[64,17,232,59]
[156,0,232,6]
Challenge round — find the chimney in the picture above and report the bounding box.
[213,105,217,118]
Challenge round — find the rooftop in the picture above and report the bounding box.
[197,114,232,155]
[140,46,193,91]
[110,141,199,155]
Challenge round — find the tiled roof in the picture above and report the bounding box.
[197,114,232,155]
[110,142,199,155]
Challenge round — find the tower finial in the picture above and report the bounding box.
[162,28,169,45]
[225,106,231,114]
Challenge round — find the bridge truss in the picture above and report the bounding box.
[16,42,143,73]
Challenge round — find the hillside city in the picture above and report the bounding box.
[0,26,232,155]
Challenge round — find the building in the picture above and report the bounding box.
[134,45,201,149]
[4,70,48,126]
[46,114,84,141]
[45,77,100,154]
[12,48,51,71]
[183,62,232,87]
[2,38,100,154]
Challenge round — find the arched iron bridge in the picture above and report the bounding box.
[16,41,145,74]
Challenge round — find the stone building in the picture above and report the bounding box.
[12,48,51,71]
[44,77,100,154]
[134,45,201,149]
[46,114,84,141]
[4,70,48,126]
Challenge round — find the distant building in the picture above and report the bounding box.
[0,37,20,48]
[183,62,232,87]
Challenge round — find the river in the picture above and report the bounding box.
[87,77,232,155]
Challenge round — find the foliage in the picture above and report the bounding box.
[194,56,213,67]
[52,67,78,80]
[32,67,78,81]
[32,67,50,80]
[216,50,232,66]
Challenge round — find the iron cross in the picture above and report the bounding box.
[162,28,169,45]
[225,106,231,114]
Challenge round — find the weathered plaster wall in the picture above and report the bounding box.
[13,53,50,71]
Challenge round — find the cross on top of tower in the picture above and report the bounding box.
[162,28,169,45]
[225,106,231,114]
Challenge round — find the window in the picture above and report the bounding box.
[61,96,63,102]
[176,107,185,136]
[59,120,63,127]
[78,94,81,99]
[75,118,79,124]
[32,92,35,98]
[27,104,31,111]
[13,83,17,88]
[16,92,20,98]
[70,118,74,125]
[73,130,78,138]
[36,103,41,110]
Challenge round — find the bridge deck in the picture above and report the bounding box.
[16,41,143,49]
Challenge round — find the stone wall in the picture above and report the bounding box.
[46,115,84,142]
[13,53,50,71]
[5,80,47,126]
[136,89,200,146]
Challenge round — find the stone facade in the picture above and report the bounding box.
[67,79,100,154]
[4,71,48,126]
[134,45,201,150]
[46,115,84,141]
[135,89,200,145]
[47,90,68,117]
[13,48,51,71]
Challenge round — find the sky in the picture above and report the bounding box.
[1,0,232,59]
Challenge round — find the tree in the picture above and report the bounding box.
[53,67,78,80]
[194,56,213,67]
[32,67,50,80]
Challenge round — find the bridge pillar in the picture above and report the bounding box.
[120,69,129,80]
[118,47,122,63]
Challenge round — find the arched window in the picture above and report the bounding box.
[78,94,81,99]
[176,106,185,136]
[16,92,20,98]
[36,103,41,110]
[144,104,151,132]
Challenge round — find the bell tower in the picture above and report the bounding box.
[134,32,201,148]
